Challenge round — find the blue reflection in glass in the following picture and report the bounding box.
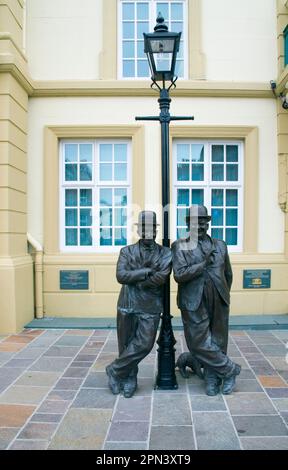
[177,228,188,239]
[115,188,127,206]
[175,60,184,77]
[115,208,127,226]
[123,41,135,58]
[177,189,189,206]
[100,228,112,246]
[226,145,238,162]
[177,144,190,162]
[137,41,145,58]
[171,3,183,20]
[123,60,135,77]
[100,164,112,181]
[65,164,77,181]
[100,208,112,226]
[80,189,92,207]
[65,144,77,162]
[157,3,168,20]
[191,145,204,162]
[226,228,237,245]
[79,144,92,162]
[100,144,112,162]
[115,228,127,246]
[212,189,224,206]
[212,164,224,181]
[80,164,92,181]
[123,3,134,20]
[65,189,77,207]
[80,209,92,227]
[211,228,223,240]
[226,209,238,226]
[226,164,238,181]
[123,22,134,39]
[212,208,223,226]
[115,144,127,162]
[137,22,149,39]
[177,164,189,181]
[192,189,204,205]
[100,188,112,206]
[65,209,77,227]
[212,145,224,162]
[192,164,204,181]
[226,189,238,206]
[80,228,92,246]
[114,163,127,181]
[137,2,149,20]
[177,208,188,226]
[137,60,149,77]
[171,22,183,32]
[66,228,77,246]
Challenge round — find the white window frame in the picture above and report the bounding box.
[118,0,188,80]
[60,139,132,253]
[172,139,244,253]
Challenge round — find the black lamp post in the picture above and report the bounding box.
[135,14,194,389]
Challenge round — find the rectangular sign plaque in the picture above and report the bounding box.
[243,269,271,289]
[60,270,89,290]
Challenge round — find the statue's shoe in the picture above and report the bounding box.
[222,364,241,395]
[106,365,121,395]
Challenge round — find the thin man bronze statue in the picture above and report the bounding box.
[172,205,241,395]
[106,211,172,398]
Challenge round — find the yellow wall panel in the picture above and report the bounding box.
[0,188,26,212]
[0,165,26,192]
[0,5,23,49]
[0,209,26,232]
[0,142,26,171]
[0,121,27,151]
[44,293,119,317]
[0,95,27,131]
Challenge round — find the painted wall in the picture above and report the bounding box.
[202,0,278,81]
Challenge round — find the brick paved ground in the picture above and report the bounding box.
[0,328,287,450]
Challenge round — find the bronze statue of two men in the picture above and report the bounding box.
[106,206,241,398]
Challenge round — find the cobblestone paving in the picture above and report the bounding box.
[0,328,287,450]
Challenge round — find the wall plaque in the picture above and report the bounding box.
[243,269,271,289]
[60,270,89,290]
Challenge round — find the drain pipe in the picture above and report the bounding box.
[27,233,44,319]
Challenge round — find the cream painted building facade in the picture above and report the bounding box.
[0,0,288,334]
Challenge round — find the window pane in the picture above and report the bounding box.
[226,189,238,206]
[100,228,112,246]
[212,145,224,162]
[100,208,112,226]
[80,228,92,246]
[123,41,135,58]
[177,164,189,181]
[212,164,224,181]
[79,144,92,162]
[226,228,237,245]
[177,227,188,239]
[114,144,127,162]
[175,60,184,77]
[115,188,127,206]
[66,228,77,246]
[80,163,92,181]
[178,42,184,59]
[65,209,77,227]
[177,188,189,206]
[212,189,224,206]
[171,21,183,32]
[191,144,204,162]
[137,22,149,39]
[100,188,112,206]
[211,208,223,226]
[114,208,127,226]
[137,2,149,20]
[192,189,204,205]
[80,189,92,206]
[114,163,127,181]
[80,209,92,227]
[123,2,134,20]
[100,144,112,162]
[65,144,77,162]
[211,228,223,240]
[65,189,77,206]
[226,145,238,162]
[192,164,204,181]
[177,207,188,226]
[123,22,134,39]
[123,60,135,77]
[226,164,238,181]
[171,3,183,20]
[226,208,238,226]
[65,164,77,181]
[115,228,127,246]
[100,163,112,181]
[137,60,149,77]
[157,3,168,21]
[137,40,145,58]
[177,144,190,162]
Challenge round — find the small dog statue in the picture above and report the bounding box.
[176,352,204,379]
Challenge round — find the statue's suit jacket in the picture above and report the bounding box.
[171,236,233,312]
[116,241,172,314]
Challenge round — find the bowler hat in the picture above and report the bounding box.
[134,210,159,227]
[185,205,211,222]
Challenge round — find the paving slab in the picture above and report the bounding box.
[193,412,241,450]
[152,393,192,425]
[149,425,195,450]
[240,437,288,450]
[232,415,288,436]
[225,392,277,415]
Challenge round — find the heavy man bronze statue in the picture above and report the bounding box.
[106,211,172,398]
[172,205,241,395]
